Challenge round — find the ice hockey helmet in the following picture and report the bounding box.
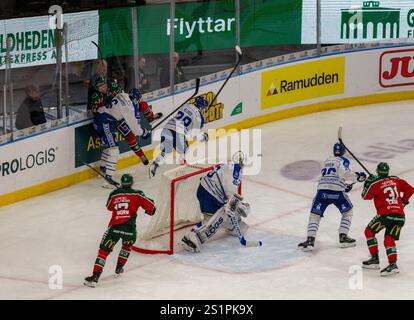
[376,162,390,178]
[333,142,346,156]
[94,76,106,90]
[128,88,142,104]
[120,174,134,188]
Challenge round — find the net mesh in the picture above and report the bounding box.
[143,164,213,241]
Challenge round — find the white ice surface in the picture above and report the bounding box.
[2,100,414,300]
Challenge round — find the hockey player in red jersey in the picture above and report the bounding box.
[84,174,156,287]
[128,88,163,124]
[361,162,414,276]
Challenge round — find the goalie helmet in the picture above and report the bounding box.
[120,174,134,188]
[128,88,142,105]
[376,162,390,178]
[193,96,209,111]
[232,150,247,168]
[333,142,346,157]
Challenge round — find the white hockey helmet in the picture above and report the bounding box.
[232,150,247,168]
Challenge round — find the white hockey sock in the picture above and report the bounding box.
[307,213,321,238]
[339,209,353,235]
[101,147,119,178]
[154,153,166,166]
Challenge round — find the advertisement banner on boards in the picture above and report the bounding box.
[261,57,345,110]
[302,0,414,44]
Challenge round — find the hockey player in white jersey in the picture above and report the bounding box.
[149,95,209,177]
[93,81,150,186]
[181,151,262,252]
[297,143,367,251]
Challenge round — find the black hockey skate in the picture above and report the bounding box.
[115,262,124,278]
[339,233,356,248]
[297,236,315,251]
[380,263,399,277]
[84,271,102,288]
[362,254,380,270]
[149,162,159,178]
[149,112,163,123]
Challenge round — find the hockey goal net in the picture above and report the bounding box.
[132,164,215,255]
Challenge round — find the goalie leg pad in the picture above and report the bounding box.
[193,207,228,244]
[181,231,202,253]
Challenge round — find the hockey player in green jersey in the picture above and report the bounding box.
[84,174,156,287]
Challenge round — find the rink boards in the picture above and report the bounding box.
[1,43,414,206]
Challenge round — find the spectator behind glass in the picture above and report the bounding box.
[15,85,47,130]
[127,56,151,93]
[159,52,187,88]
[87,59,108,111]
[138,56,150,93]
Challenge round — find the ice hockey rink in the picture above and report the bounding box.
[1,99,414,300]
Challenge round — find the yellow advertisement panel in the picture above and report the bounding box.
[261,57,345,109]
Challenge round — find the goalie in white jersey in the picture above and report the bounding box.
[298,143,366,251]
[181,151,262,252]
[149,96,209,177]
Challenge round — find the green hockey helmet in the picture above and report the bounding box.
[376,162,390,178]
[120,174,134,188]
[94,76,107,90]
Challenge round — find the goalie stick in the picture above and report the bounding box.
[215,165,263,248]
[76,155,120,188]
[338,126,372,175]
[152,78,201,130]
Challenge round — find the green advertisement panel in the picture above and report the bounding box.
[136,0,302,55]
[75,116,151,168]
[98,7,133,58]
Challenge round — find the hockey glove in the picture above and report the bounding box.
[196,131,209,142]
[145,207,156,216]
[356,172,367,182]
[345,184,353,193]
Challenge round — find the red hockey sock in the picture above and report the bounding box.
[384,235,397,263]
[117,245,132,268]
[140,101,154,122]
[125,132,145,158]
[364,227,378,256]
[93,249,110,274]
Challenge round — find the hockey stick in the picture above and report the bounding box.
[92,41,103,59]
[152,78,201,130]
[208,45,242,109]
[338,126,372,175]
[76,155,120,188]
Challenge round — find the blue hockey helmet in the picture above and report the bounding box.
[128,88,143,104]
[333,142,346,156]
[193,96,209,111]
